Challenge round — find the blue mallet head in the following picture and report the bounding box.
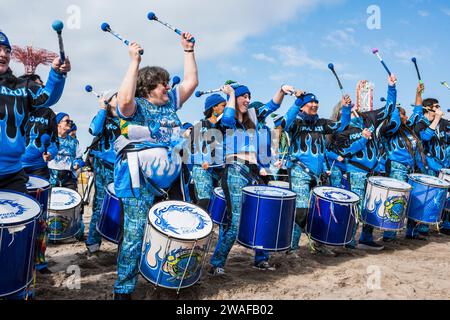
[101,22,111,32]
[52,20,64,33]
[85,85,93,93]
[147,12,157,20]
[328,63,335,71]
[380,97,387,102]
[41,133,51,146]
[172,76,181,86]
[195,91,202,98]
[412,57,417,63]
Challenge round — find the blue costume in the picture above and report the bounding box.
[210,85,279,270]
[113,88,184,295]
[281,94,351,250]
[336,84,397,248]
[86,108,121,253]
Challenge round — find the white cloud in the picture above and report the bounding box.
[253,53,276,64]
[442,9,450,16]
[273,45,328,71]
[418,10,430,17]
[394,47,433,64]
[323,29,357,49]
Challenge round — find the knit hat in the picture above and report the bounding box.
[182,122,194,131]
[0,32,11,51]
[204,94,226,112]
[295,93,319,108]
[55,112,69,124]
[234,85,251,99]
[271,113,284,128]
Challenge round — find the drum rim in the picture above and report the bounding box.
[105,183,120,201]
[312,187,360,204]
[407,174,450,189]
[0,189,42,227]
[26,175,51,191]
[148,200,213,241]
[242,186,297,200]
[49,187,82,210]
[95,224,120,244]
[213,187,225,200]
[367,176,412,191]
[236,239,291,252]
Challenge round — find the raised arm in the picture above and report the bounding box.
[220,85,237,128]
[89,98,108,136]
[117,42,142,118]
[177,32,199,106]
[374,75,397,125]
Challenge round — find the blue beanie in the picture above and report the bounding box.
[182,122,193,131]
[55,112,69,124]
[204,94,226,112]
[226,84,251,101]
[295,93,319,108]
[0,32,11,50]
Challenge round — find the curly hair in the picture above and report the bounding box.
[135,66,170,98]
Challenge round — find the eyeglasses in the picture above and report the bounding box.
[63,120,74,125]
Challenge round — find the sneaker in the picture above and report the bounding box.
[313,243,336,256]
[382,237,396,243]
[357,241,385,251]
[209,266,226,276]
[38,267,53,275]
[286,249,300,259]
[86,243,101,255]
[253,261,276,271]
[113,293,131,300]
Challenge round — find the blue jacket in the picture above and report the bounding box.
[0,68,66,176]
[89,108,121,165]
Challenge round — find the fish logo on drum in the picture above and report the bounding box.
[47,216,70,236]
[383,196,408,223]
[0,200,28,220]
[165,247,203,282]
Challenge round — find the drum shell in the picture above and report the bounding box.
[361,181,411,231]
[47,205,81,241]
[306,193,357,246]
[0,192,41,297]
[208,189,227,225]
[438,170,450,211]
[407,178,448,224]
[97,185,122,244]
[238,189,296,251]
[139,223,210,289]
[27,185,51,221]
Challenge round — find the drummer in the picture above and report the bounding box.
[85,91,120,255]
[112,31,198,300]
[280,93,352,255]
[379,83,427,241]
[208,82,295,275]
[335,74,397,250]
[0,31,70,193]
[413,96,450,236]
[190,94,226,211]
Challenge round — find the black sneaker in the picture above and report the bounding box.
[357,241,385,251]
[38,267,53,275]
[209,266,226,276]
[253,261,276,271]
[113,293,131,300]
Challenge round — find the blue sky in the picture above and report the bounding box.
[1,0,449,148]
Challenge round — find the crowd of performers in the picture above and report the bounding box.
[1,27,450,301]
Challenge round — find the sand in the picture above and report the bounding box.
[34,186,450,300]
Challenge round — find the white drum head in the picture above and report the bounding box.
[49,188,82,210]
[149,201,213,240]
[213,187,225,199]
[26,176,50,190]
[369,176,412,191]
[408,174,450,189]
[243,186,296,199]
[313,187,360,203]
[107,183,116,196]
[0,191,41,226]
[268,181,290,189]
[439,169,450,182]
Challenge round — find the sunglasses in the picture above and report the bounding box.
[63,120,74,125]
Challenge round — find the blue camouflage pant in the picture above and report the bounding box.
[192,165,214,201]
[289,163,313,250]
[347,172,374,244]
[114,187,155,294]
[86,159,114,251]
[210,164,269,268]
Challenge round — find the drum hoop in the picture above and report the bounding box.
[368,179,412,192]
[148,201,213,241]
[242,189,296,201]
[407,175,450,189]
[49,188,82,211]
[0,189,42,227]
[213,188,226,200]
[105,185,121,202]
[311,192,360,205]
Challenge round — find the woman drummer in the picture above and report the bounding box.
[112,31,198,300]
[208,82,295,275]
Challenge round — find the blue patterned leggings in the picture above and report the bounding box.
[114,187,154,294]
[192,165,214,201]
[210,164,269,268]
